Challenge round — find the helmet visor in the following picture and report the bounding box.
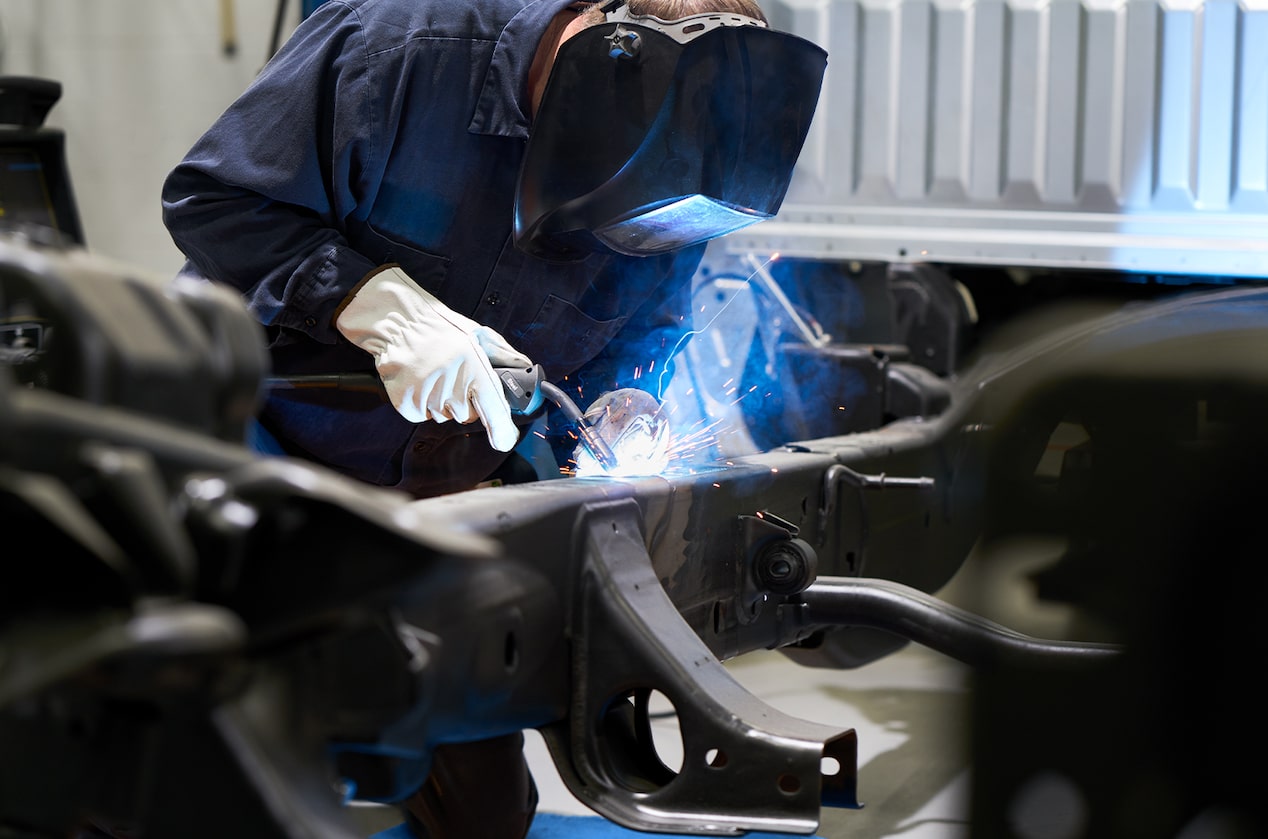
[514,11,827,261]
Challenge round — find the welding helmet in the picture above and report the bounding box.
[513,0,827,261]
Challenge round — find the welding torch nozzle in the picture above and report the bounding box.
[538,381,620,472]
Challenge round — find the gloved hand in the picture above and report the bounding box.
[335,266,532,452]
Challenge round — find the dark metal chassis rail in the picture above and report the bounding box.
[10,236,1266,836]
[400,382,1118,832]
[0,363,1112,837]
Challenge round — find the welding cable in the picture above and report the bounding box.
[267,373,620,471]
[266,373,382,392]
[798,577,1121,671]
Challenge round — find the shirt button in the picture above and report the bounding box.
[413,441,428,453]
[486,293,501,306]
[304,316,317,327]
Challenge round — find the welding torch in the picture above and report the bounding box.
[266,364,619,473]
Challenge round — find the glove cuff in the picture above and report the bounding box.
[332,262,399,322]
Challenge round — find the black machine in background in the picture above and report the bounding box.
[0,76,84,246]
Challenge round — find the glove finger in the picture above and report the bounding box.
[379,372,429,424]
[444,358,487,425]
[473,327,532,369]
[418,368,456,423]
[469,370,519,452]
[377,351,457,425]
[486,348,533,370]
[439,355,497,425]
[444,384,478,425]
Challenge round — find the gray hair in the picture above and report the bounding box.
[577,0,768,26]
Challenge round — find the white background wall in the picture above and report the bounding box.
[1,0,305,276]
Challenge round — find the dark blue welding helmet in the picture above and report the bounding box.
[513,0,827,261]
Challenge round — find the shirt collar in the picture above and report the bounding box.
[470,0,581,139]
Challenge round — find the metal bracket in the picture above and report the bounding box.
[737,511,817,626]
[818,462,937,573]
[542,498,859,834]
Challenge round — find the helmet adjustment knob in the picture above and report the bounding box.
[607,26,641,59]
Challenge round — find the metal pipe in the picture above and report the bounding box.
[743,252,831,348]
[798,577,1120,670]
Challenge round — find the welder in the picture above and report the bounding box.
[161,0,824,835]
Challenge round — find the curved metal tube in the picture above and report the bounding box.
[799,577,1121,670]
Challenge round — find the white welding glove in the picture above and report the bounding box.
[335,266,532,452]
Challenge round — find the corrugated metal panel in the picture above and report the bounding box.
[728,0,1268,278]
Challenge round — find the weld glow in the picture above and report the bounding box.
[573,388,671,478]
[574,417,670,477]
[573,251,784,480]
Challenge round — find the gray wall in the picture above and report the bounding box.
[1,0,302,276]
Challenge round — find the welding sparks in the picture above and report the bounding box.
[568,252,788,479]
[664,416,728,463]
[655,252,781,402]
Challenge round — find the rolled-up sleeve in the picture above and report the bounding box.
[161,1,382,345]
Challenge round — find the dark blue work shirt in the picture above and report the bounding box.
[162,0,703,496]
